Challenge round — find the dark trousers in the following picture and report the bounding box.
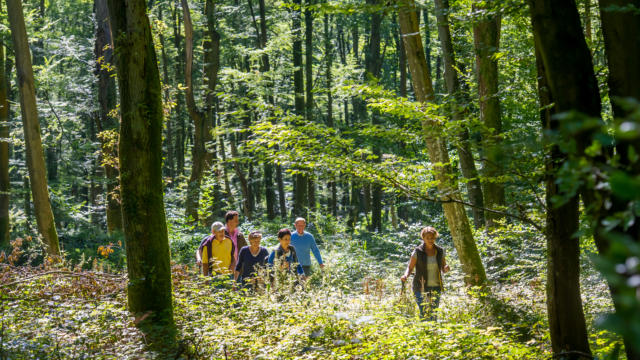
[302,265,312,277]
[414,287,441,320]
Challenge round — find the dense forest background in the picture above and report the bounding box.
[0,0,639,358]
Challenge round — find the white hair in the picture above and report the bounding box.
[294,217,306,225]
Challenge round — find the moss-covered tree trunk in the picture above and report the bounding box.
[7,0,60,256]
[0,34,9,248]
[398,0,486,286]
[106,0,174,339]
[434,0,485,229]
[529,0,597,357]
[473,0,504,228]
[94,0,123,233]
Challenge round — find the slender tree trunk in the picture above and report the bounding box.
[107,0,174,338]
[7,0,60,256]
[423,8,431,76]
[434,0,485,228]
[292,0,307,218]
[173,6,185,176]
[325,14,338,217]
[529,0,597,357]
[473,0,504,227]
[94,0,123,233]
[366,0,383,232]
[158,5,175,181]
[398,0,486,286]
[583,0,591,43]
[304,0,315,217]
[0,34,9,247]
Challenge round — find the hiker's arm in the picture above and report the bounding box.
[442,256,450,273]
[195,249,202,265]
[401,255,417,282]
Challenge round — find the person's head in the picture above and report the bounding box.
[248,231,262,247]
[420,226,439,246]
[211,221,225,240]
[225,211,240,229]
[277,228,292,249]
[294,217,306,234]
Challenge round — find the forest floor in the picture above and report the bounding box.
[0,220,623,359]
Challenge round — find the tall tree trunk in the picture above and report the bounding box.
[107,0,174,337]
[422,8,431,76]
[398,0,486,286]
[158,5,175,181]
[396,24,409,224]
[473,0,504,227]
[94,0,123,233]
[0,34,9,247]
[292,0,307,218]
[304,0,315,217]
[434,0,485,228]
[592,2,640,358]
[583,0,591,43]
[173,5,185,176]
[325,14,338,217]
[529,0,597,357]
[182,0,219,224]
[7,0,60,256]
[366,0,383,232]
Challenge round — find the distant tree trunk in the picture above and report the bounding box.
[173,5,185,176]
[304,0,315,216]
[396,24,409,224]
[94,0,123,233]
[366,0,383,232]
[529,0,596,357]
[230,134,252,219]
[182,0,220,224]
[325,14,338,217]
[398,0,486,286]
[583,0,591,43]
[292,0,307,218]
[473,0,504,228]
[593,2,640,358]
[107,0,174,338]
[7,0,60,256]
[422,8,431,76]
[0,35,9,247]
[434,0,485,228]
[158,5,174,181]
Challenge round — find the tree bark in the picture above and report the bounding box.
[7,0,60,256]
[398,0,486,286]
[0,33,9,247]
[106,0,174,337]
[473,0,504,228]
[94,0,123,233]
[529,0,598,357]
[434,0,485,228]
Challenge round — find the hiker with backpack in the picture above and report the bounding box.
[400,226,450,320]
[196,221,235,276]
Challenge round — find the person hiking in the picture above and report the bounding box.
[290,217,324,276]
[196,221,235,277]
[224,210,247,269]
[234,231,269,291]
[267,228,305,277]
[400,226,450,320]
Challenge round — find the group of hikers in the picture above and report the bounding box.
[195,210,450,320]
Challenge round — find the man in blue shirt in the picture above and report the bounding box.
[291,217,324,276]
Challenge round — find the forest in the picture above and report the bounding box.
[0,0,639,358]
